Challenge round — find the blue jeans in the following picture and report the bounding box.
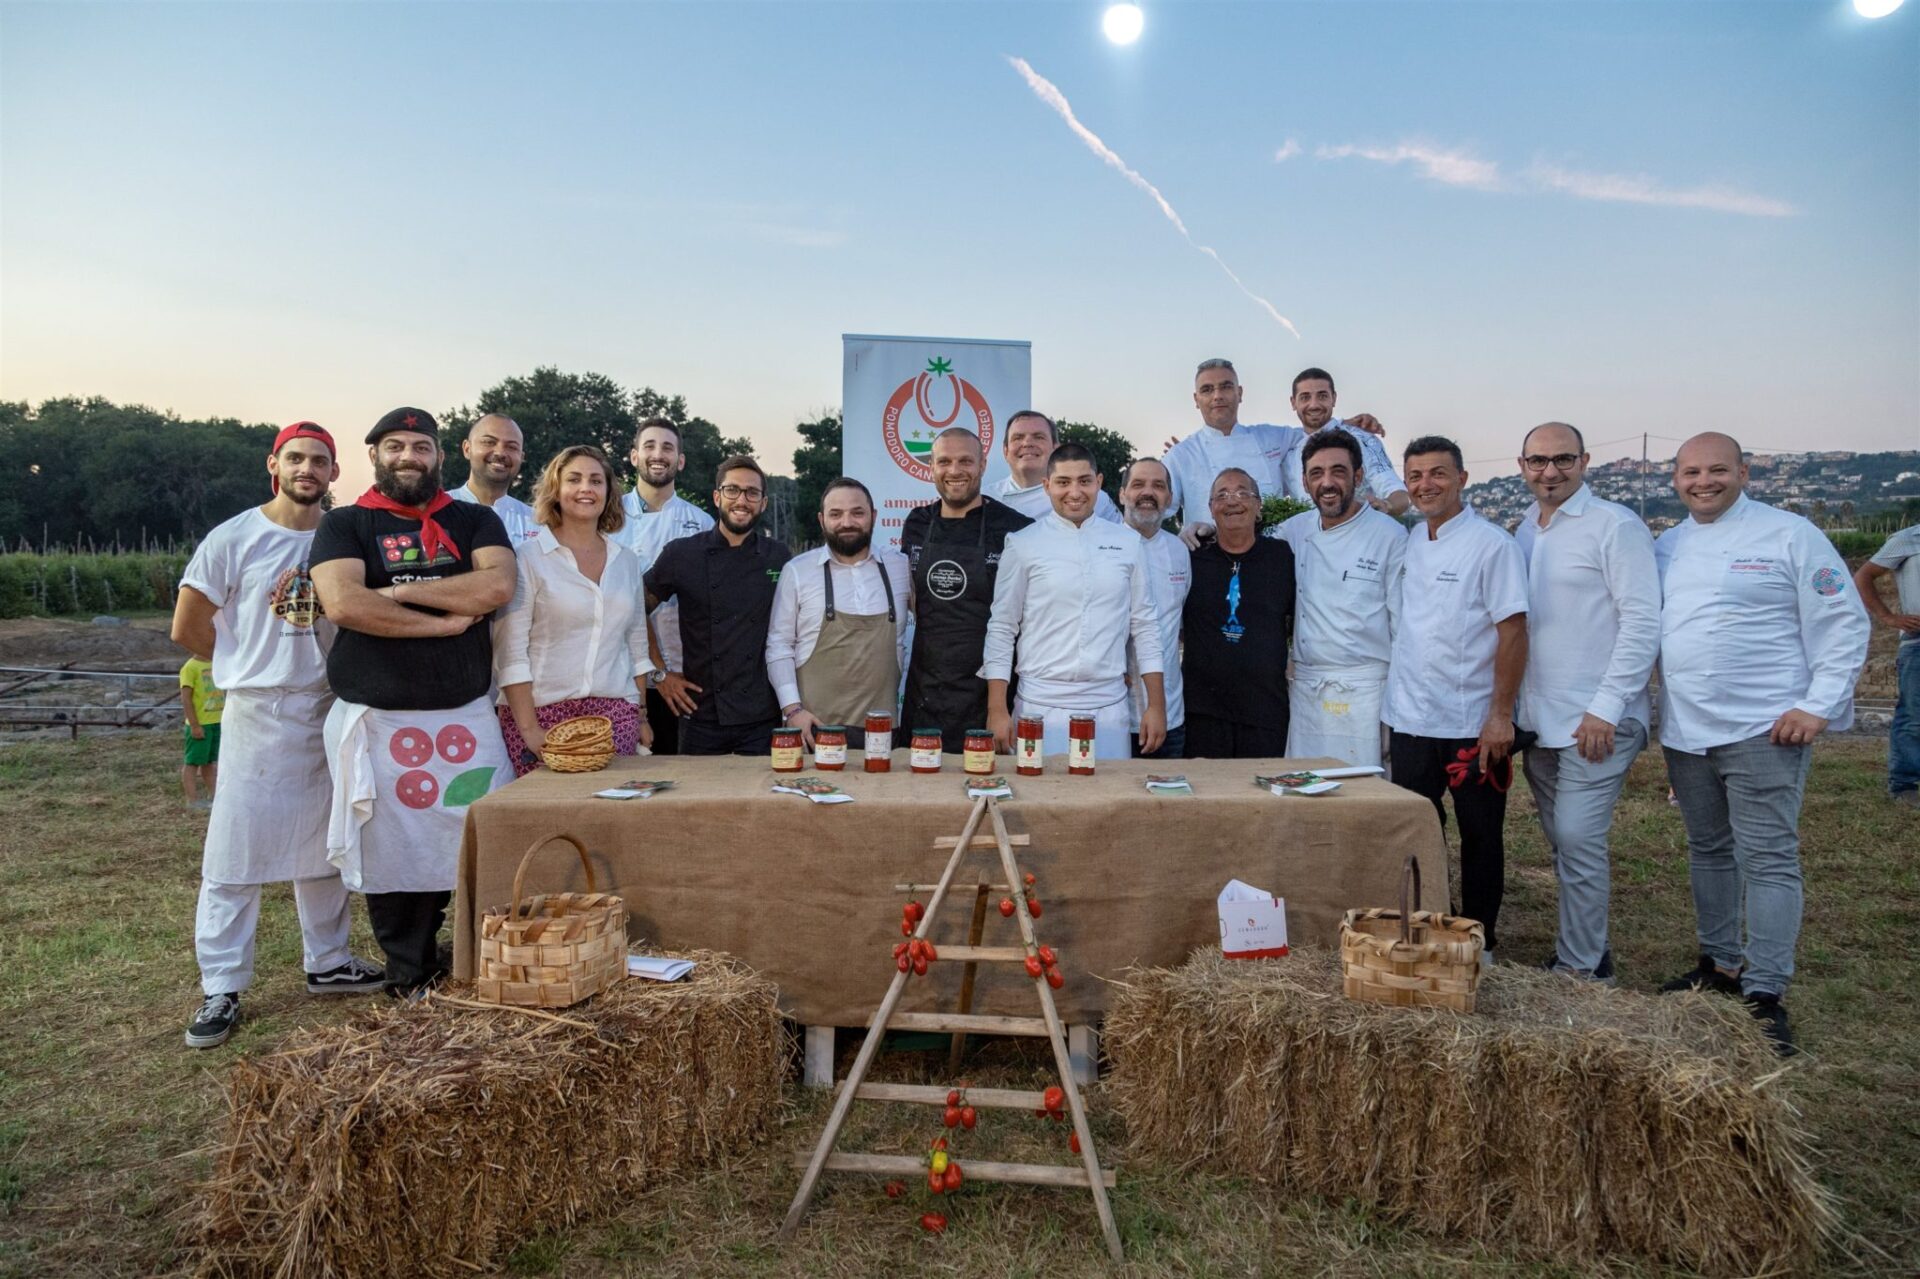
[1664,734,1812,998]
[1891,643,1920,794]
[1133,724,1187,761]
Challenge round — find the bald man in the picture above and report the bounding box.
[1653,432,1868,1056]
[448,414,540,542]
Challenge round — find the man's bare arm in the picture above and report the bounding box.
[376,545,516,616]
[171,586,217,661]
[311,559,477,639]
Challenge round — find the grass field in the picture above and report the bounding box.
[0,732,1913,1278]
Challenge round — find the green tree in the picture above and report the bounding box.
[1057,420,1138,505]
[790,410,844,544]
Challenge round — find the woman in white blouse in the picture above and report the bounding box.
[495,445,655,776]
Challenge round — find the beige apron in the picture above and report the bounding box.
[795,559,900,728]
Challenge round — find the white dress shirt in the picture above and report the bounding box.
[981,512,1164,710]
[1161,421,1305,525]
[1272,505,1406,673]
[1128,529,1191,732]
[992,477,1123,524]
[1655,494,1871,753]
[1285,420,1407,505]
[612,490,714,674]
[1514,484,1660,748]
[1384,506,1530,739]
[447,485,542,543]
[765,544,912,710]
[494,529,654,705]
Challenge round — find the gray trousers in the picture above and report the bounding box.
[1664,733,1813,998]
[1523,718,1647,974]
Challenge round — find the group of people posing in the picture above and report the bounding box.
[170,359,1902,1060]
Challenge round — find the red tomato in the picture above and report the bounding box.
[942,1163,963,1191]
[1037,945,1056,968]
[922,942,938,962]
[1046,969,1065,989]
[904,900,923,922]
[960,1106,977,1129]
[999,898,1015,917]
[884,1180,906,1199]
[927,1169,944,1195]
[901,920,913,937]
[394,769,439,809]
[894,942,910,959]
[919,1211,947,1233]
[1043,1086,1065,1111]
[388,727,433,768]
[1023,873,1036,886]
[913,956,928,976]
[1026,897,1042,918]
[1070,1131,1082,1154]
[1024,956,1043,979]
[896,953,911,973]
[435,724,477,764]
[946,1089,961,1105]
[942,1106,961,1128]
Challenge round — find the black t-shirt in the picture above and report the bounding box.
[310,501,513,711]
[644,527,792,727]
[897,496,1032,565]
[1182,538,1295,726]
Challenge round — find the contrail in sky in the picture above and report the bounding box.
[1006,55,1299,338]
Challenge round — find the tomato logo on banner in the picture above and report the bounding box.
[881,357,996,482]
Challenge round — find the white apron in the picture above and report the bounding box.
[1287,665,1388,768]
[324,695,510,894]
[202,688,337,884]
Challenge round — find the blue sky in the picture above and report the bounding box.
[3,0,1915,493]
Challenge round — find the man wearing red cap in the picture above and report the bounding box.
[172,422,387,1048]
[311,408,517,999]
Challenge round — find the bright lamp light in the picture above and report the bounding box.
[1854,0,1904,18]
[1103,4,1145,45]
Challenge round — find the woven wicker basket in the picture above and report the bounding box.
[1339,855,1484,1013]
[476,833,628,1009]
[541,714,614,773]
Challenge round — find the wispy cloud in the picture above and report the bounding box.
[1272,138,1301,163]
[1528,163,1797,218]
[1006,54,1298,337]
[1314,142,1504,191]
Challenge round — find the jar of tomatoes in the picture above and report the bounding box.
[864,710,893,773]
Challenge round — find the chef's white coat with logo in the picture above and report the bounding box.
[1384,507,1529,741]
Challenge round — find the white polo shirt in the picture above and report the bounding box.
[447,485,541,544]
[1655,494,1871,753]
[1514,484,1661,748]
[764,544,912,710]
[613,490,715,675]
[1271,504,1407,674]
[1286,420,1407,506]
[1127,528,1191,732]
[991,477,1123,524]
[1161,421,1305,526]
[1384,506,1529,740]
[980,512,1163,710]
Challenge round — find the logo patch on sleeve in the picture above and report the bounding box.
[1810,566,1845,597]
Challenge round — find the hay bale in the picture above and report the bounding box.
[192,950,784,1279]
[1105,949,1834,1275]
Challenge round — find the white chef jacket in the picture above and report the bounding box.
[980,512,1164,710]
[1271,505,1406,673]
[1285,419,1407,505]
[612,490,715,674]
[1513,484,1660,748]
[494,529,654,705]
[992,477,1123,524]
[1655,494,1870,753]
[1127,529,1191,732]
[447,485,542,544]
[765,544,912,710]
[1384,506,1530,740]
[1161,421,1305,526]
[180,508,335,693]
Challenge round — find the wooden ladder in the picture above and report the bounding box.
[779,795,1123,1262]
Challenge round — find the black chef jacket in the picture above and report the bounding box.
[644,527,792,728]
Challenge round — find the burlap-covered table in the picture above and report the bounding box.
[454,754,1447,1024]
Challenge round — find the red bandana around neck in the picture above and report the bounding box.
[354,488,463,564]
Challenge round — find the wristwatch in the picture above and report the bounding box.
[648,669,671,688]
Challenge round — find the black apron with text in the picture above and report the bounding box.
[903,512,1008,752]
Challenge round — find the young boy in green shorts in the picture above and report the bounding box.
[179,656,224,808]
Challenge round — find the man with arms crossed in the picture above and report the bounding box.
[1384,436,1528,966]
[447,413,540,543]
[613,418,716,754]
[900,428,1034,752]
[311,408,517,999]
[1655,432,1869,1054]
[1854,521,1920,808]
[1271,429,1406,767]
[1118,457,1191,759]
[1513,422,1660,983]
[991,410,1122,523]
[174,422,386,1047]
[983,443,1166,759]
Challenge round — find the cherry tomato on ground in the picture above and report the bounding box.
[920,1211,947,1233]
[884,1180,906,1199]
[1070,1132,1082,1154]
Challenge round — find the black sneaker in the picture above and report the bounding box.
[1659,955,1742,997]
[1745,992,1797,1057]
[1539,948,1615,981]
[185,992,240,1049]
[307,957,386,995]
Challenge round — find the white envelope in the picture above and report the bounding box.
[1217,879,1290,959]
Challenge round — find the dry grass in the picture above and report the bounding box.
[0,731,1914,1277]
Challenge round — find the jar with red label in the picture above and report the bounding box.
[963,728,995,774]
[1067,715,1096,775]
[910,729,943,773]
[771,727,804,773]
[813,725,848,770]
[1015,716,1045,776]
[863,710,893,773]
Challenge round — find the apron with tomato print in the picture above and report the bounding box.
[323,695,509,894]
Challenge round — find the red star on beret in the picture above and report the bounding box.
[403,414,419,428]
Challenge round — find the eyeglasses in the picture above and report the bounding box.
[1210,488,1259,502]
[1520,454,1581,472]
[717,484,765,501]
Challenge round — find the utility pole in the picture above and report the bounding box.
[1639,432,1648,522]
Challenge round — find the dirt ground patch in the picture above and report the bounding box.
[0,615,182,672]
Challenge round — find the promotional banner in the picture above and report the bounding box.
[842,334,1031,551]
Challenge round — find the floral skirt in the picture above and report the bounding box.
[496,697,643,779]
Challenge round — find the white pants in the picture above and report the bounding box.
[1286,667,1387,768]
[196,875,353,996]
[1013,693,1132,763]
